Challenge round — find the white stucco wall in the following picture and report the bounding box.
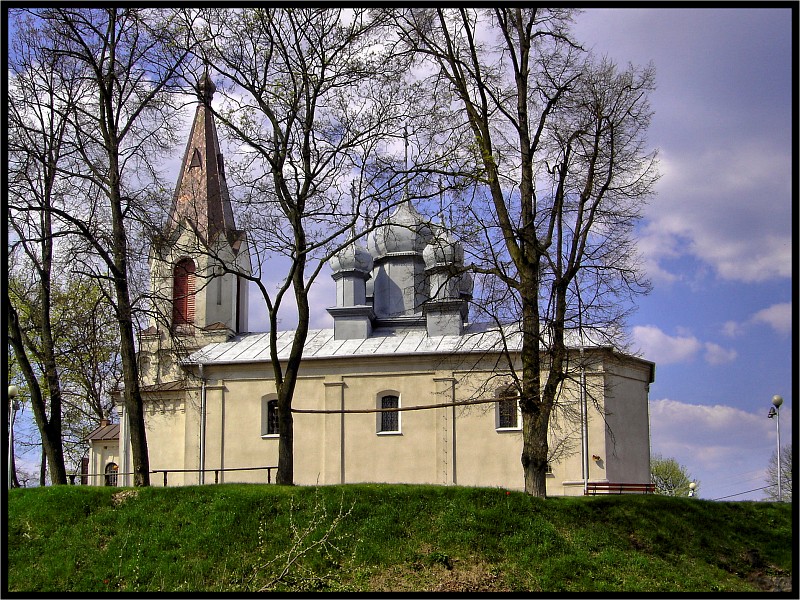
[107,347,653,495]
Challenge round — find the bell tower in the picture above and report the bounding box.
[140,72,251,385]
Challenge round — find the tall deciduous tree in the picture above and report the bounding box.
[11,7,193,486]
[6,9,86,485]
[390,8,658,496]
[180,7,411,484]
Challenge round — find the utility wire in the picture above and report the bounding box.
[712,471,768,494]
[712,485,771,501]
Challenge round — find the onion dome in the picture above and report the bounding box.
[367,200,434,257]
[423,230,464,270]
[458,270,474,297]
[330,239,373,275]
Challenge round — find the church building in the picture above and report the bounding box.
[87,77,655,495]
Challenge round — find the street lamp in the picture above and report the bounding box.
[767,394,783,502]
[8,385,20,490]
[688,481,696,497]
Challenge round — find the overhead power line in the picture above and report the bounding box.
[292,396,506,414]
[712,485,771,501]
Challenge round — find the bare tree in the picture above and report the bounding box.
[765,444,792,502]
[6,9,88,485]
[176,8,412,485]
[389,8,658,496]
[10,7,193,486]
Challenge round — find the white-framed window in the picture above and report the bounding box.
[495,388,521,431]
[261,396,279,438]
[377,392,401,434]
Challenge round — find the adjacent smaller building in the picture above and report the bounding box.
[86,420,120,487]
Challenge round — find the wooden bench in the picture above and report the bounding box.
[584,482,655,495]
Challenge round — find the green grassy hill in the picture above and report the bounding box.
[6,484,793,593]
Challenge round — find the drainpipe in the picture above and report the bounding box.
[199,362,206,485]
[580,345,588,495]
[577,292,589,495]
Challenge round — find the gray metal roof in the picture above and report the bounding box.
[186,323,614,366]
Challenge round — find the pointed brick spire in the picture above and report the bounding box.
[167,71,240,249]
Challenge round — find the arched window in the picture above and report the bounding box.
[104,462,118,487]
[377,393,401,434]
[172,258,196,327]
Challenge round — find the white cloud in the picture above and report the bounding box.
[631,325,701,364]
[638,141,791,285]
[636,222,681,285]
[633,325,738,367]
[751,302,792,335]
[721,320,745,338]
[703,342,737,365]
[720,302,792,339]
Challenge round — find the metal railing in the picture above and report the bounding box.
[68,465,277,487]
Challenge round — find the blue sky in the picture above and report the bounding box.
[570,8,794,500]
[11,8,792,499]
[250,8,794,500]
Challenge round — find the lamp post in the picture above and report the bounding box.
[767,394,783,502]
[688,481,696,497]
[8,385,20,490]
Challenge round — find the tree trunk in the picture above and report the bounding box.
[119,311,150,487]
[39,448,47,487]
[275,254,311,486]
[109,162,150,486]
[521,409,550,496]
[11,449,20,488]
[6,298,68,485]
[519,266,550,497]
[276,387,295,486]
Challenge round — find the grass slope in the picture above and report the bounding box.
[6,484,793,593]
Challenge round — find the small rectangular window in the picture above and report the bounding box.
[262,398,279,437]
[267,400,279,435]
[380,395,399,432]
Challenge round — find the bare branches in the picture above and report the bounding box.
[254,491,355,592]
[8,8,193,486]
[389,8,657,496]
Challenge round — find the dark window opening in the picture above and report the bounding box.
[498,390,519,429]
[267,399,279,435]
[380,395,399,432]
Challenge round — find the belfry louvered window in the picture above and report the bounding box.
[172,258,196,327]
